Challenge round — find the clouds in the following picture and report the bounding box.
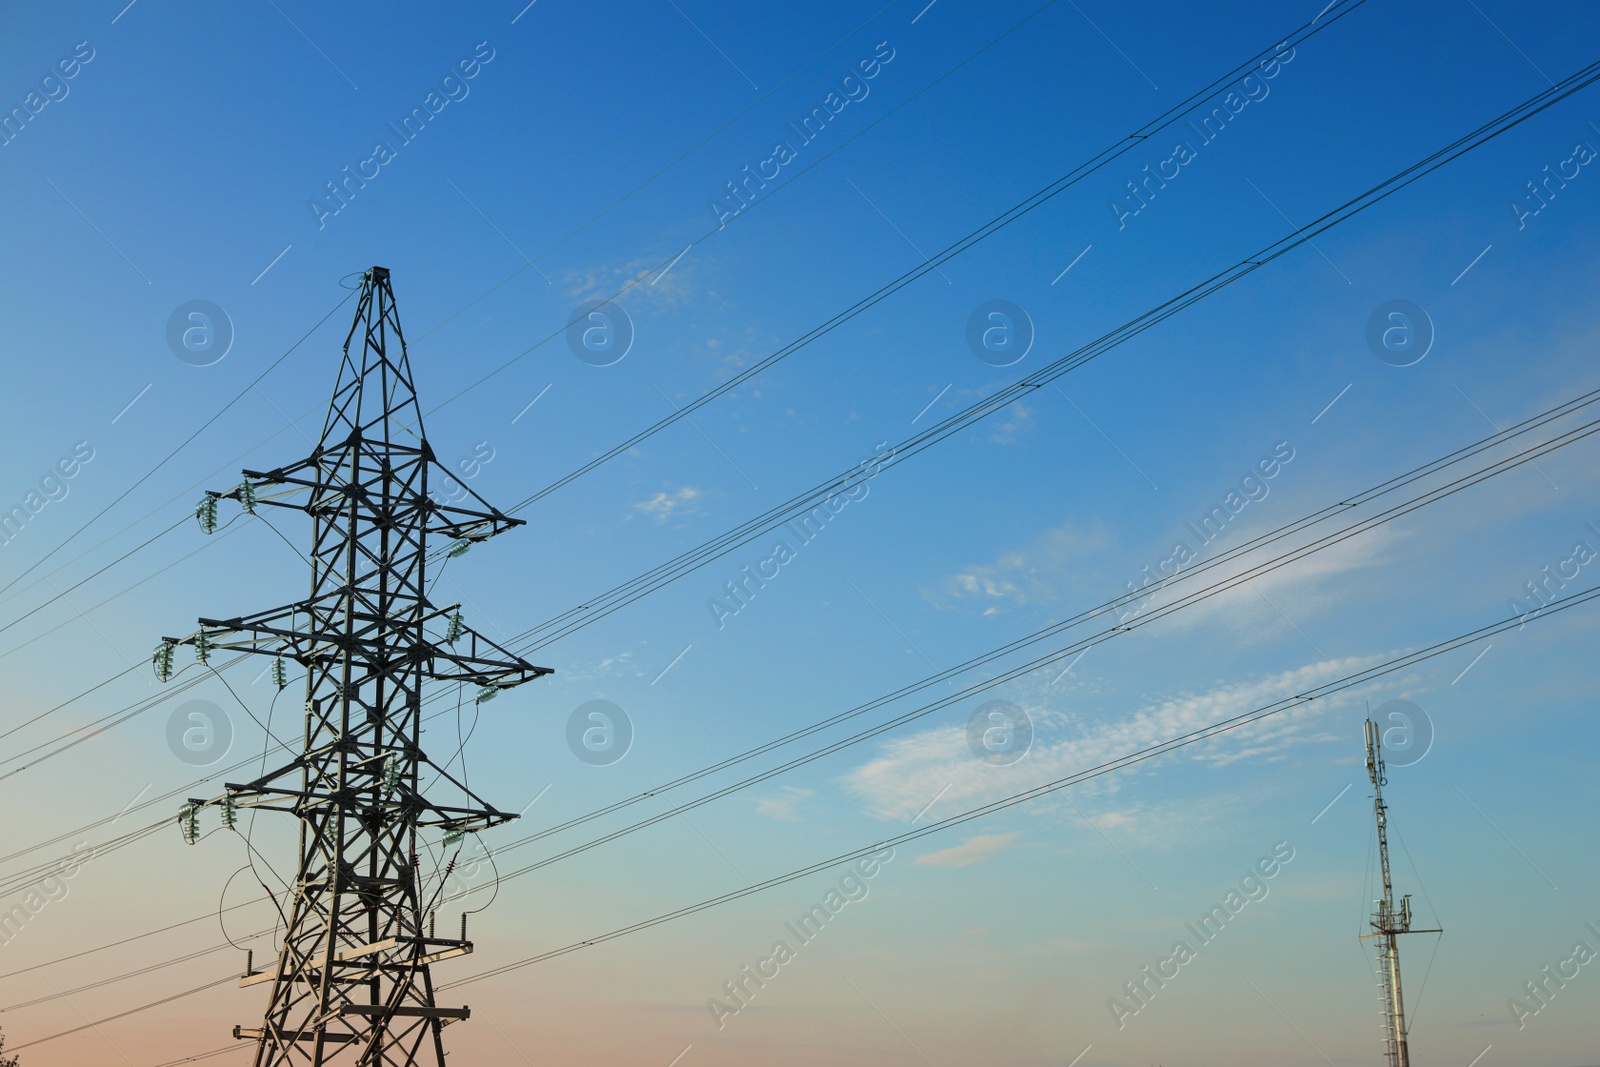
[755,786,813,822]
[1144,522,1400,643]
[562,252,698,312]
[987,401,1034,445]
[916,831,1022,867]
[930,482,1402,635]
[930,519,1110,613]
[842,655,1383,824]
[633,485,703,524]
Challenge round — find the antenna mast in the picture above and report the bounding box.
[1362,718,1439,1067]
[161,267,551,1065]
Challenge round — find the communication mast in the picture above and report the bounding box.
[159,267,550,1065]
[1361,718,1440,1067]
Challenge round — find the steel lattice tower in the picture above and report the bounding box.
[1361,718,1440,1067]
[164,266,550,1065]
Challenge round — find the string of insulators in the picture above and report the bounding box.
[447,540,471,559]
[383,759,401,793]
[152,640,176,683]
[442,858,457,879]
[271,657,287,690]
[221,797,237,830]
[442,830,464,848]
[445,613,464,644]
[236,481,257,513]
[195,495,218,534]
[179,804,199,845]
[194,630,212,665]
[475,687,498,705]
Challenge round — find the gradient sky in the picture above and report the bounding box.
[1,1,1599,1065]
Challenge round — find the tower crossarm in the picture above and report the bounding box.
[227,452,527,545]
[428,621,552,687]
[164,600,549,689]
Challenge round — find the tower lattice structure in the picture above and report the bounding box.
[1361,718,1440,1067]
[163,266,549,1065]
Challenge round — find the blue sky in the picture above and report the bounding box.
[1,1,1599,1065]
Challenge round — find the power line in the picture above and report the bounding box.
[0,512,256,665]
[418,0,1088,417]
[6,37,1597,1046]
[0,820,167,899]
[0,411,321,654]
[0,936,246,1014]
[434,409,1600,888]
[434,580,1600,987]
[0,656,247,781]
[145,1046,245,1067]
[430,385,1600,855]
[5,974,240,1054]
[415,0,906,342]
[0,898,263,984]
[12,389,1593,1003]
[0,0,1355,650]
[477,54,1600,655]
[0,291,354,604]
[491,0,1373,513]
[0,515,188,640]
[24,583,1597,1052]
[0,0,1364,696]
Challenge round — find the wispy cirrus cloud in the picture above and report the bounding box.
[755,785,813,822]
[916,831,1022,867]
[843,655,1385,824]
[928,519,1109,614]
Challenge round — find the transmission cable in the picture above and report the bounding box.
[416,0,906,342]
[5,370,1590,870]
[19,583,1596,1049]
[418,384,1600,849]
[0,290,355,604]
[0,421,306,633]
[489,0,1372,513]
[8,43,1596,1010]
[441,411,1600,884]
[432,580,1600,987]
[18,392,1593,988]
[473,55,1600,655]
[0,0,1363,638]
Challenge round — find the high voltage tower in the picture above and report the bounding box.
[156,266,551,1065]
[1361,718,1440,1067]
